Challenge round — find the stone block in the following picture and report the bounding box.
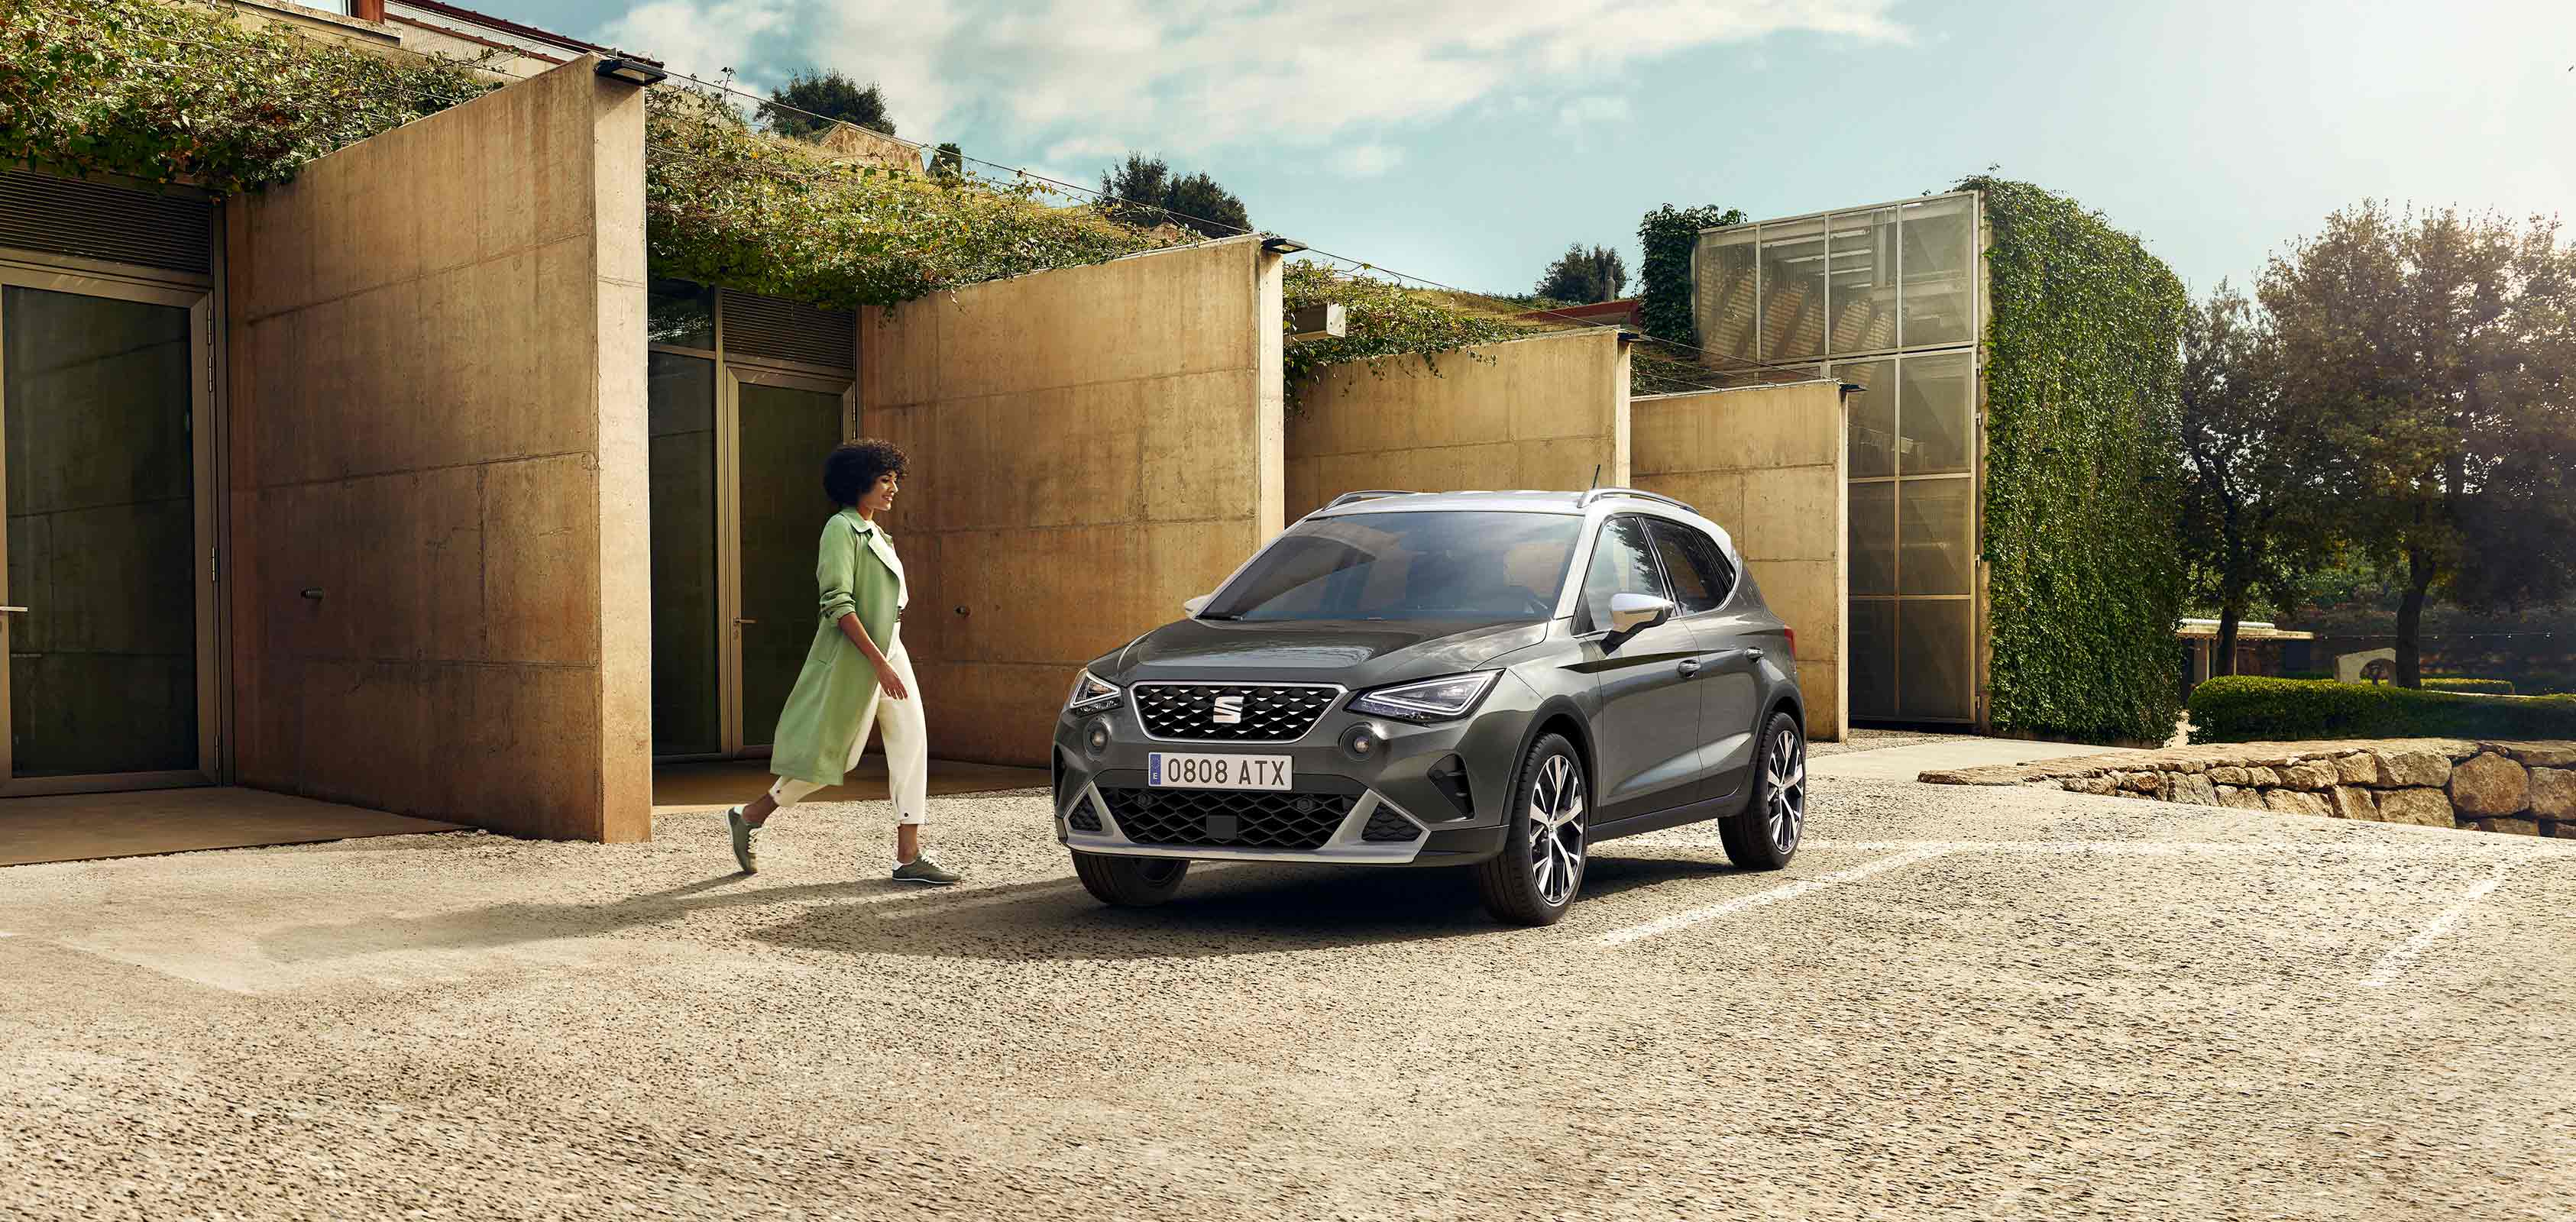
[2207,765,2249,787]
[2219,786,2268,811]
[2375,748,2452,788]
[2169,772,2219,807]
[2529,768,2576,819]
[2375,788,2455,827]
[2062,775,2116,797]
[2447,752,2529,817]
[2335,752,2382,785]
[2244,767,2282,787]
[2478,817,2539,836]
[2121,771,2163,794]
[2328,785,2380,821]
[2501,742,2576,768]
[2278,762,2336,791]
[2262,789,2333,818]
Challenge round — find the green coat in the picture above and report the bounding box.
[769,508,905,787]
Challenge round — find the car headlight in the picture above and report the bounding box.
[1066,668,1121,713]
[1348,671,1500,723]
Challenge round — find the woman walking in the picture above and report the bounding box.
[725,439,958,885]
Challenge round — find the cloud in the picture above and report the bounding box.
[1556,94,1633,128]
[594,0,1904,162]
[598,0,791,86]
[1336,143,1404,177]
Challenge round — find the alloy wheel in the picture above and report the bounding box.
[1527,754,1586,906]
[1764,726,1806,853]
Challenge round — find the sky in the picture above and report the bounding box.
[494,0,2574,300]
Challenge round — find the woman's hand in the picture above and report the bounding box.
[875,658,910,700]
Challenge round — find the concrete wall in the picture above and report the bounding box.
[1632,381,1849,741]
[859,237,1286,767]
[1283,328,1630,517]
[225,57,651,840]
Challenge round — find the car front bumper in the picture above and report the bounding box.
[1050,677,1532,868]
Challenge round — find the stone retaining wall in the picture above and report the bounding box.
[1921,739,2576,837]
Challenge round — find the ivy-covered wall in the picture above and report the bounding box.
[1966,176,2189,743]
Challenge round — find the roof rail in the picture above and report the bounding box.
[1577,487,1697,513]
[1321,490,1416,510]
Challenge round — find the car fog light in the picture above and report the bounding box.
[1341,723,1382,761]
[1085,719,1112,756]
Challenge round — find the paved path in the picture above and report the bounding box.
[1808,734,2142,781]
[3,756,2570,1220]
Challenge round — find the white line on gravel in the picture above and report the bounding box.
[2358,861,2519,989]
[1600,845,1956,946]
[1805,839,2574,859]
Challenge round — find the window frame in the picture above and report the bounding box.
[1642,517,1738,616]
[1574,512,1678,636]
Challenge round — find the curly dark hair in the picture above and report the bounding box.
[824,438,908,507]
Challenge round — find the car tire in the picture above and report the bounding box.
[1473,733,1588,926]
[1070,851,1191,907]
[1720,710,1807,871]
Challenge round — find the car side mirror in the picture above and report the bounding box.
[1607,592,1675,640]
[1182,595,1212,617]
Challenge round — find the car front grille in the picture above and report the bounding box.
[1360,805,1421,842]
[1132,683,1338,742]
[1100,787,1353,849]
[1067,801,1102,832]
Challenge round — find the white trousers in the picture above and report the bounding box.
[768,632,927,826]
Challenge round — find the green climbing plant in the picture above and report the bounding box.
[1635,202,1745,346]
[1964,175,2192,744]
[0,0,497,193]
[1281,262,1524,412]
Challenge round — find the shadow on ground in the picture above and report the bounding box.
[746,849,1745,962]
[254,849,1747,965]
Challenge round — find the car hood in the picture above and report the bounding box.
[1112,617,1551,686]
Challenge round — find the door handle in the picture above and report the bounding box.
[0,606,26,614]
[733,618,759,626]
[1745,647,1764,661]
[1677,658,1701,677]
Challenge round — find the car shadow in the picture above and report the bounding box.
[743,849,1750,962]
[257,873,854,962]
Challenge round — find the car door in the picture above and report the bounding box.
[1645,519,1763,802]
[1577,515,1710,823]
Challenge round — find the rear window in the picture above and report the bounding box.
[1203,511,1582,623]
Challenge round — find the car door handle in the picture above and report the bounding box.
[1744,648,1764,661]
[1677,658,1701,677]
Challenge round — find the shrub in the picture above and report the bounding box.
[2422,677,2516,695]
[2188,677,2576,743]
[2280,669,2333,681]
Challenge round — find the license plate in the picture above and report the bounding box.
[1147,752,1292,790]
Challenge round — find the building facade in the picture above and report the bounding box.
[1693,192,1985,726]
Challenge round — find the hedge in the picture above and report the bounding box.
[2423,677,2515,695]
[2188,677,2576,743]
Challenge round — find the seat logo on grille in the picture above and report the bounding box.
[1210,694,1245,724]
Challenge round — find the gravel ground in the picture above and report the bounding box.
[3,775,2571,1221]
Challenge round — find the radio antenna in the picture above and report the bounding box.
[1588,464,1600,491]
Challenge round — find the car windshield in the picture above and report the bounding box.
[1202,511,1583,623]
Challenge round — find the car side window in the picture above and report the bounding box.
[1579,516,1668,633]
[1646,519,1736,615]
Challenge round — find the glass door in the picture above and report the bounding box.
[728,369,855,752]
[0,273,217,793]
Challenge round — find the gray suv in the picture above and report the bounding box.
[1050,489,1807,925]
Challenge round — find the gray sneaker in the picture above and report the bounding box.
[890,856,960,886]
[726,807,759,874]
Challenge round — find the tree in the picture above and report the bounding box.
[2174,281,2337,674]
[1636,203,1746,345]
[927,142,963,181]
[2260,203,2576,686]
[1533,243,1627,305]
[1097,153,1251,240]
[759,70,894,140]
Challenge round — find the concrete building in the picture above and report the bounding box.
[1692,193,1986,726]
